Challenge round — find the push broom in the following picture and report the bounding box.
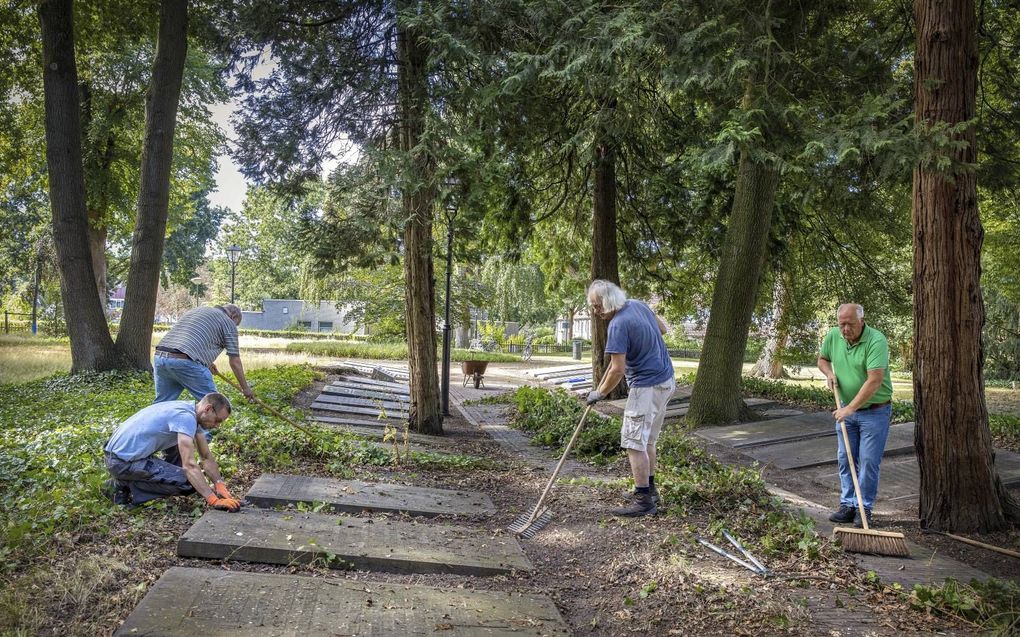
[508,405,593,539]
[830,382,910,557]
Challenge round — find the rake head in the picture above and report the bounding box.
[507,507,554,539]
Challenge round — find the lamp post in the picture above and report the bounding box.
[226,245,242,304]
[441,181,459,417]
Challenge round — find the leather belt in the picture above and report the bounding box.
[860,400,891,410]
[155,349,191,360]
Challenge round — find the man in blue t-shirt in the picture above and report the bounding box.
[102,392,241,511]
[586,280,676,516]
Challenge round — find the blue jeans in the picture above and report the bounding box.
[835,403,892,510]
[154,356,217,403]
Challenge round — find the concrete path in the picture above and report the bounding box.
[115,567,569,636]
[245,473,496,517]
[178,509,531,576]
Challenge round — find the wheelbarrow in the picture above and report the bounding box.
[461,360,488,388]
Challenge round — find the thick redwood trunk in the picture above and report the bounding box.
[913,0,1019,531]
[687,150,779,425]
[590,139,626,399]
[116,0,189,369]
[38,0,121,372]
[397,17,441,435]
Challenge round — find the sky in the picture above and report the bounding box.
[207,99,247,214]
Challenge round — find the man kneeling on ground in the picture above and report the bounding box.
[102,392,241,511]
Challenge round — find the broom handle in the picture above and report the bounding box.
[832,382,870,531]
[524,405,593,524]
[215,370,319,441]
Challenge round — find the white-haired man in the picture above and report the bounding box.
[154,304,254,403]
[586,279,675,517]
[817,303,894,529]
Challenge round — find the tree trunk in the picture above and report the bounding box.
[913,0,1019,531]
[79,81,110,310]
[687,150,780,425]
[397,16,442,435]
[116,0,189,370]
[590,138,627,399]
[566,306,575,341]
[38,0,122,372]
[749,274,789,379]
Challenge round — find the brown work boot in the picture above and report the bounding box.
[611,491,657,517]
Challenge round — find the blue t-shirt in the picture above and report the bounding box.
[105,400,204,461]
[605,300,674,387]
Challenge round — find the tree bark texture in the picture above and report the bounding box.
[687,151,779,425]
[397,19,442,435]
[913,0,1019,531]
[80,81,110,310]
[38,0,122,372]
[749,274,789,379]
[116,0,189,369]
[590,139,627,399]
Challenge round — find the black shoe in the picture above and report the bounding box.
[828,505,856,523]
[622,485,661,506]
[612,491,657,517]
[101,478,132,506]
[853,508,874,528]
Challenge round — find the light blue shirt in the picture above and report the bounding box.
[605,300,674,388]
[105,401,205,461]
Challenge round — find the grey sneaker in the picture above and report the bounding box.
[828,505,856,523]
[611,491,657,517]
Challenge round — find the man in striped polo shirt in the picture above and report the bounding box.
[154,304,254,403]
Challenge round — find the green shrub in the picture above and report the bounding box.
[507,386,621,462]
[910,577,1020,635]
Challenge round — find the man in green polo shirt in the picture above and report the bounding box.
[817,303,894,529]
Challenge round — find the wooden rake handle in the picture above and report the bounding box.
[831,381,870,531]
[523,405,593,526]
[214,370,319,442]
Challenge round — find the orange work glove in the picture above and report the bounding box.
[205,493,241,512]
[213,480,233,499]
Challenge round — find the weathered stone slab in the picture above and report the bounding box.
[816,449,1020,502]
[669,385,693,403]
[745,397,780,411]
[322,383,410,402]
[529,364,589,377]
[246,473,496,517]
[338,374,410,392]
[115,567,568,637]
[695,412,835,448]
[743,422,916,470]
[537,368,594,380]
[760,408,805,419]
[313,392,410,413]
[321,422,459,446]
[179,509,530,576]
[314,415,399,429]
[311,401,395,418]
[664,405,689,419]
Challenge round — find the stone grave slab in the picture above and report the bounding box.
[669,385,694,403]
[745,397,780,411]
[179,509,530,576]
[321,422,458,446]
[332,378,411,395]
[761,408,805,419]
[338,374,410,392]
[245,473,495,517]
[695,412,835,448]
[816,449,1020,502]
[313,415,399,429]
[311,401,396,418]
[115,567,568,637]
[743,421,916,470]
[313,392,410,413]
[530,364,589,377]
[664,405,689,419]
[537,368,594,381]
[322,383,410,402]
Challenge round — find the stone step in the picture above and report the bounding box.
[322,421,458,447]
[312,401,396,418]
[322,382,410,401]
[313,392,410,413]
[695,411,835,448]
[338,374,410,392]
[246,474,496,518]
[742,422,916,470]
[178,509,530,576]
[115,567,569,637]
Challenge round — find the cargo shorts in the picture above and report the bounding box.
[620,378,677,451]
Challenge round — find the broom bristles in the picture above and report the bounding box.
[833,526,911,557]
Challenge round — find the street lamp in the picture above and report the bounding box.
[226,245,242,304]
[441,179,460,417]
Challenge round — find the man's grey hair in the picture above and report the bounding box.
[587,280,628,313]
[220,304,242,323]
[838,303,865,320]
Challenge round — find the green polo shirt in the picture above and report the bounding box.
[819,324,894,408]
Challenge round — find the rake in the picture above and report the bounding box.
[214,370,321,442]
[508,405,593,539]
[830,382,910,557]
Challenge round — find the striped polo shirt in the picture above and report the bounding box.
[158,306,240,366]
